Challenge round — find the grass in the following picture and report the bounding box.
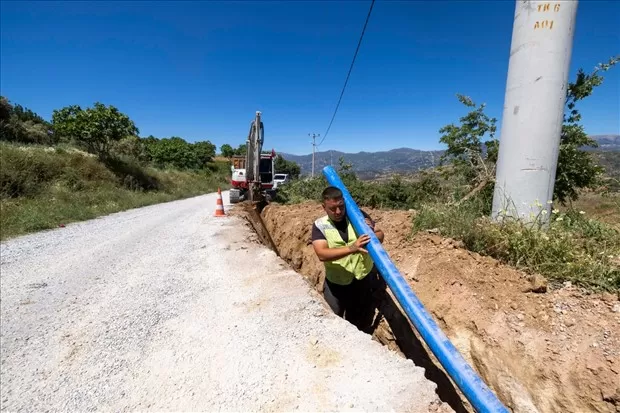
[567,191,620,229]
[0,143,231,240]
[412,200,620,292]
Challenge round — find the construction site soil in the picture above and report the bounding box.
[233,201,620,413]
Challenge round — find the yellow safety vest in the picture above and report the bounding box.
[314,215,374,286]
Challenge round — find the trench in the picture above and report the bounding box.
[235,201,471,413]
[236,200,620,413]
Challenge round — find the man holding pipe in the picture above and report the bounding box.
[311,186,385,332]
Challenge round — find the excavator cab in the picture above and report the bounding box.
[259,156,274,186]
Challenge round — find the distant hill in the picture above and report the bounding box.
[280,135,619,178]
[280,148,444,179]
[588,135,620,151]
[593,151,620,184]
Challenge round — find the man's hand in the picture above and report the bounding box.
[364,216,384,243]
[313,236,370,262]
[349,234,371,254]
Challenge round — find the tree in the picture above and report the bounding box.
[52,102,139,159]
[234,143,247,156]
[147,137,192,169]
[274,154,301,178]
[554,56,619,204]
[337,156,354,174]
[438,94,498,203]
[0,97,14,142]
[1,96,53,144]
[142,136,216,169]
[193,141,216,167]
[111,136,149,162]
[220,144,235,158]
[0,97,12,123]
[438,56,619,206]
[12,103,47,124]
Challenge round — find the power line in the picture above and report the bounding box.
[317,0,375,147]
[308,133,320,177]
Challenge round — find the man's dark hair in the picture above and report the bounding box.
[322,186,343,201]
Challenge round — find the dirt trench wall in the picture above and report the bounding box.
[261,201,620,413]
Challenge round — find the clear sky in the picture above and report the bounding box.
[1,1,618,155]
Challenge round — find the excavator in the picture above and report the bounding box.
[229,111,276,205]
[228,111,280,254]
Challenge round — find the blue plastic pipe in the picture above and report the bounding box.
[322,166,509,413]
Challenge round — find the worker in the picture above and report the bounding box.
[311,186,385,333]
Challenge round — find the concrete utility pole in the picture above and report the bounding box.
[309,133,320,177]
[492,0,578,223]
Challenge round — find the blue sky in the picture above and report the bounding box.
[1,1,618,155]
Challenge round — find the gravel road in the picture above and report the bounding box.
[1,192,450,412]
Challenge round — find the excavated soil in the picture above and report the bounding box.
[254,201,620,413]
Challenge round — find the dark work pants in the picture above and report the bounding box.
[323,267,386,334]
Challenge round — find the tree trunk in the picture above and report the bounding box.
[454,178,492,206]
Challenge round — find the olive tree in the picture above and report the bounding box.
[438,55,618,206]
[52,102,139,159]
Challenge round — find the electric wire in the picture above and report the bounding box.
[317,0,375,147]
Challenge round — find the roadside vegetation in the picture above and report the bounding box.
[276,57,620,292]
[1,98,230,240]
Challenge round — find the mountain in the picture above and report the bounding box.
[280,135,620,179]
[589,135,620,151]
[280,148,444,179]
[593,151,620,180]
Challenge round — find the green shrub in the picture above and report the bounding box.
[275,169,453,210]
[275,176,327,204]
[103,156,162,191]
[413,202,619,291]
[205,160,232,175]
[0,144,119,198]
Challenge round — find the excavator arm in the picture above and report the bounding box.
[229,110,274,205]
[245,111,264,203]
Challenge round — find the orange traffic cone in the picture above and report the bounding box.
[214,188,226,217]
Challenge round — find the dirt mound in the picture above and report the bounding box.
[259,201,620,413]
